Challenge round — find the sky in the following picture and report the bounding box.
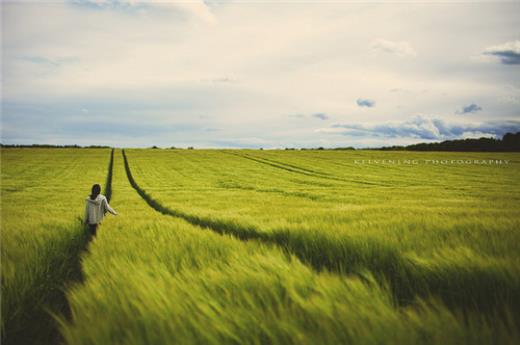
[2,0,520,148]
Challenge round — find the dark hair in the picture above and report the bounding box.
[90,184,101,200]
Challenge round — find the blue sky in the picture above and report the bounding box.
[2,0,520,148]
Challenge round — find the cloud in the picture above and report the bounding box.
[288,113,329,120]
[483,41,520,65]
[200,77,236,83]
[21,56,59,66]
[71,0,216,23]
[320,116,520,140]
[312,113,329,120]
[371,38,416,57]
[2,2,519,147]
[457,103,482,114]
[356,98,376,107]
[72,0,135,8]
[20,55,78,67]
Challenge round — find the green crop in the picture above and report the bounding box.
[1,148,112,344]
[2,148,519,344]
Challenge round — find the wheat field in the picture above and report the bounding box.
[2,148,519,344]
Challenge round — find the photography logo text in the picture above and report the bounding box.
[354,159,511,165]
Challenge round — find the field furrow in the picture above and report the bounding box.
[59,149,519,344]
[1,148,112,345]
[122,150,520,315]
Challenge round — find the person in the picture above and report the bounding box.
[84,184,117,237]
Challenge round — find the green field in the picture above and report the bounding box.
[1,149,111,344]
[2,148,519,344]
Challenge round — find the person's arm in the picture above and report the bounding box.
[103,198,118,215]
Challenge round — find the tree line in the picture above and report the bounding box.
[2,132,519,151]
[0,144,111,148]
[375,132,520,152]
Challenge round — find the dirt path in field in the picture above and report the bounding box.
[3,149,115,345]
[121,149,519,316]
[49,149,114,345]
[122,149,377,276]
[122,149,386,275]
[122,150,275,242]
[121,149,395,275]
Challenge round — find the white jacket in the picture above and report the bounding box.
[84,194,117,225]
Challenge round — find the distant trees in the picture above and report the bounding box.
[333,147,355,150]
[0,144,111,149]
[295,147,354,151]
[502,132,520,151]
[2,132,518,151]
[377,132,520,152]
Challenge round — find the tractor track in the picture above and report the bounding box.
[122,149,520,315]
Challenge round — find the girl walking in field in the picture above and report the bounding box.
[84,184,117,237]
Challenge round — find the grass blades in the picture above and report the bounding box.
[59,149,519,344]
[1,148,113,345]
[121,150,520,315]
[3,148,519,344]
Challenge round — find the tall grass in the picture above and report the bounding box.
[3,148,518,344]
[1,148,112,344]
[122,150,520,314]
[59,150,519,344]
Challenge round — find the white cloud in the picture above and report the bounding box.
[319,116,520,141]
[371,38,417,57]
[71,0,216,22]
[2,1,519,147]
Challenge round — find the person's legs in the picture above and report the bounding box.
[88,223,98,237]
